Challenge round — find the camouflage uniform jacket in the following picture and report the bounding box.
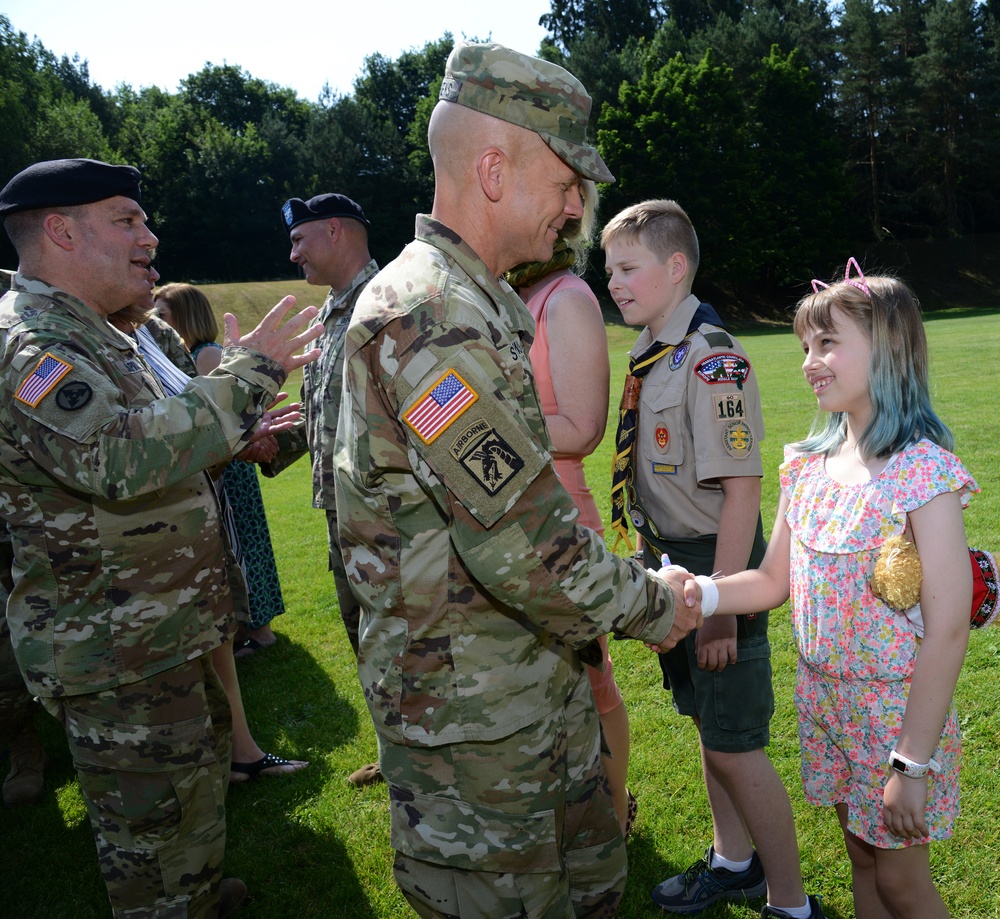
[263,259,378,510]
[0,274,287,699]
[335,216,680,748]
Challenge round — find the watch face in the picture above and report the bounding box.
[891,757,906,772]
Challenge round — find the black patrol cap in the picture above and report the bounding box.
[281,193,370,234]
[0,158,143,218]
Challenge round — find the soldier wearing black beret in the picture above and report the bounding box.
[264,192,381,786]
[0,158,323,919]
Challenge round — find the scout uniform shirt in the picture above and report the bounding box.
[334,215,681,748]
[630,293,765,541]
[0,274,286,700]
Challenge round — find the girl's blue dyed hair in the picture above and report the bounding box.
[792,271,953,458]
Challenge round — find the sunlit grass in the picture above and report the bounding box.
[3,295,997,918]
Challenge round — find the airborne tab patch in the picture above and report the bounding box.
[694,353,751,389]
[449,420,524,495]
[15,352,73,407]
[404,370,478,444]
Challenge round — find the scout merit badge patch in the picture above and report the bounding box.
[15,353,72,407]
[694,353,751,389]
[404,370,478,444]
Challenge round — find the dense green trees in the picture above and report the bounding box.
[2,3,999,308]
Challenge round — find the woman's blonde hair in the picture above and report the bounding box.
[153,283,218,348]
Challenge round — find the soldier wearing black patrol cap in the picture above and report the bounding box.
[0,158,323,919]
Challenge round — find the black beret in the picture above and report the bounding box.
[0,158,143,218]
[281,193,369,234]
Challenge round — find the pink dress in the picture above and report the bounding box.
[781,439,976,846]
[527,273,623,714]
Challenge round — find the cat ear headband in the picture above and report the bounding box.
[811,257,871,297]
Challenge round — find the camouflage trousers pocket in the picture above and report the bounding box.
[60,663,229,915]
[389,786,561,875]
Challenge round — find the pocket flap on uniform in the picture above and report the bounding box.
[388,784,561,874]
[643,382,685,413]
[63,702,219,772]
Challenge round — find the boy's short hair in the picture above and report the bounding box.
[600,199,700,273]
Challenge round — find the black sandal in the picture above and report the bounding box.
[230,752,308,783]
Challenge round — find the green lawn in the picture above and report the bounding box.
[3,307,999,918]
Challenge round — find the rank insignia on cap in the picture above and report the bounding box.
[15,352,73,407]
[404,370,478,444]
[722,420,755,458]
[694,353,751,389]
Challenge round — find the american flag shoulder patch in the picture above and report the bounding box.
[15,352,73,407]
[404,370,478,444]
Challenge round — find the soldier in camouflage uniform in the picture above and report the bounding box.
[262,193,383,785]
[0,158,321,918]
[266,194,378,655]
[1,520,50,807]
[334,43,703,918]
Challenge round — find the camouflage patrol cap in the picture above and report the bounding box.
[0,158,142,217]
[439,41,614,184]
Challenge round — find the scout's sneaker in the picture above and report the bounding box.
[652,845,767,913]
[761,895,827,918]
[3,722,48,807]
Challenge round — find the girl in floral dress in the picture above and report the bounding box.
[683,261,975,918]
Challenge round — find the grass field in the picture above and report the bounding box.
[2,294,999,918]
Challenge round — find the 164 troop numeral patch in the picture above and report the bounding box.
[714,392,746,422]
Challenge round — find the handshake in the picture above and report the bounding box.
[643,554,721,654]
[653,554,720,616]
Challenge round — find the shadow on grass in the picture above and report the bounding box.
[225,633,379,918]
[1,633,379,919]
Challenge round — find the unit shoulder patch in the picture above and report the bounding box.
[694,353,751,389]
[449,421,524,495]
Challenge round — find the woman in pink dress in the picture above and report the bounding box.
[507,181,636,837]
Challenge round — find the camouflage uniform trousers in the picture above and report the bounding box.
[0,615,38,749]
[54,653,232,919]
[325,508,361,654]
[384,666,627,918]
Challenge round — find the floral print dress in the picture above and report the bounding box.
[780,438,976,846]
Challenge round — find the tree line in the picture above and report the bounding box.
[2,1,999,312]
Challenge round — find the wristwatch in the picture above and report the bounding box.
[889,749,941,778]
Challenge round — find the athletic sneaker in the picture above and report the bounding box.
[761,895,827,918]
[652,845,767,913]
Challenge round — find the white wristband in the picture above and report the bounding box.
[695,575,719,616]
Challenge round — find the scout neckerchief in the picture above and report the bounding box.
[609,302,726,553]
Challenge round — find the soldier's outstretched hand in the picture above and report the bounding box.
[646,567,703,653]
[223,295,323,373]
